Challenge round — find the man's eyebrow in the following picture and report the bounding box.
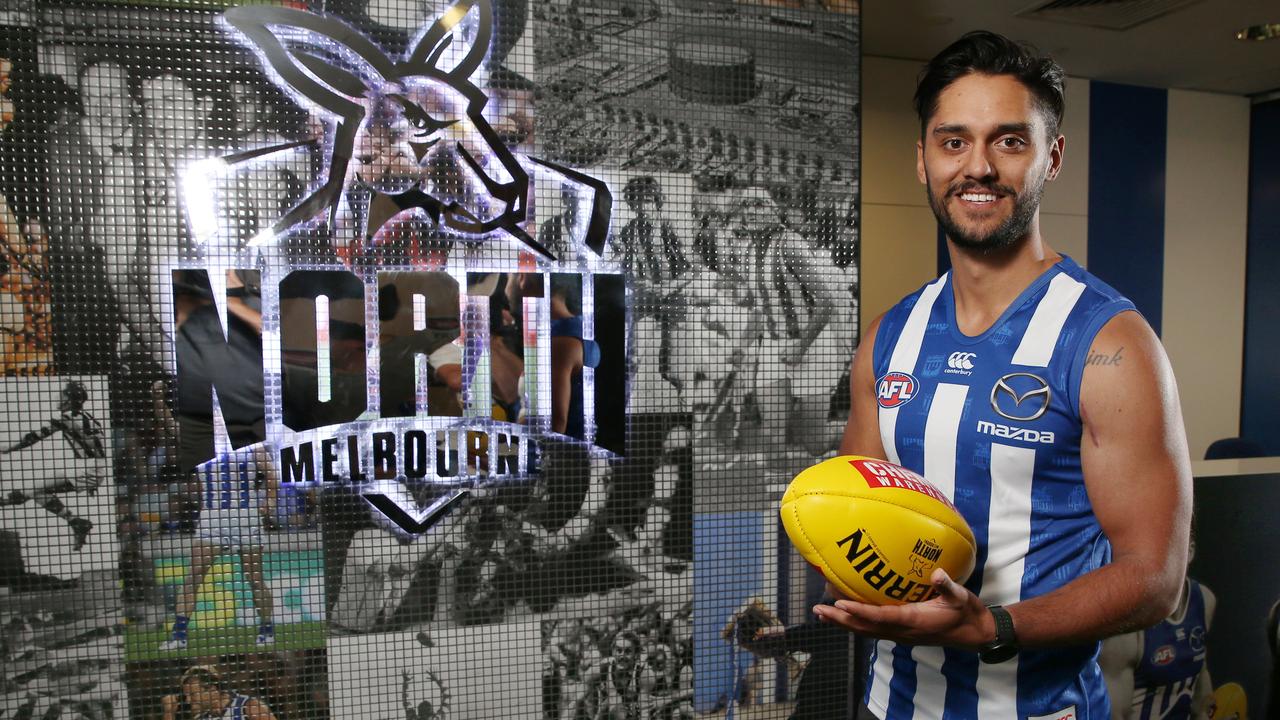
[994,122,1033,135]
[932,122,1034,136]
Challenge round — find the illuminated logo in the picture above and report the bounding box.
[876,372,917,409]
[990,372,1051,421]
[214,0,610,260]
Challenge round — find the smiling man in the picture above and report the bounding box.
[824,31,1193,719]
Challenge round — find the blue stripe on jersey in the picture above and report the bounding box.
[869,256,1135,720]
[199,452,257,512]
[885,645,917,720]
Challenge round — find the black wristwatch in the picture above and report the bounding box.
[979,605,1019,664]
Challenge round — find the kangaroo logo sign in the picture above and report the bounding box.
[202,0,610,259]
[174,0,624,537]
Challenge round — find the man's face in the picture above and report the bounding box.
[0,58,12,95]
[731,187,777,236]
[229,81,264,135]
[917,73,1064,254]
[80,63,131,130]
[141,74,201,149]
[182,679,218,713]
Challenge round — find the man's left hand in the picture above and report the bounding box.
[814,568,995,651]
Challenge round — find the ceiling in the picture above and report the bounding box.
[862,0,1280,98]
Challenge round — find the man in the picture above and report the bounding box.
[45,59,140,373]
[822,31,1192,719]
[0,380,104,551]
[708,186,843,459]
[159,444,278,651]
[164,665,276,720]
[225,71,311,241]
[537,184,579,257]
[137,72,214,360]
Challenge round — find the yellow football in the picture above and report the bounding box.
[780,455,977,606]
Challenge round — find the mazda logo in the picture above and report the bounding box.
[990,373,1051,421]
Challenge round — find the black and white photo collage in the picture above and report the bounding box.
[0,0,859,717]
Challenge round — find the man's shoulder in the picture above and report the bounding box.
[1055,258,1134,310]
[886,274,948,316]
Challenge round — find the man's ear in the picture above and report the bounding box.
[404,0,492,81]
[1046,134,1066,181]
[916,139,927,185]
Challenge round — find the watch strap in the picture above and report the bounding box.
[979,605,1018,664]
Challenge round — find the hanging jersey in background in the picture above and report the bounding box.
[197,450,265,512]
[1131,579,1208,720]
[868,256,1135,720]
[194,449,269,548]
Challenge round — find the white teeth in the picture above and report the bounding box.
[960,193,997,202]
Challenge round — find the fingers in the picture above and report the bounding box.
[931,568,965,603]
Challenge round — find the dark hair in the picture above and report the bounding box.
[181,665,225,692]
[623,176,662,208]
[914,30,1066,140]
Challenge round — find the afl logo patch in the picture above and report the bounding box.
[1153,645,1176,666]
[877,372,918,408]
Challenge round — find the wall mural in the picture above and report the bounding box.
[0,0,859,717]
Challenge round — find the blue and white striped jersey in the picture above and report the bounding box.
[216,693,252,720]
[196,450,266,513]
[1131,580,1208,720]
[869,256,1135,720]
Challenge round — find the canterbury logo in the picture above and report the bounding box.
[218,0,610,260]
[946,352,976,371]
[990,373,1051,421]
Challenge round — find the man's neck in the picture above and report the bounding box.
[946,221,1061,337]
[550,296,573,320]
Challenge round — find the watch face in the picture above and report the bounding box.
[980,643,1018,664]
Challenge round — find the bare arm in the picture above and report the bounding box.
[255,445,278,521]
[1098,631,1140,719]
[1191,585,1217,720]
[815,311,1193,650]
[245,698,278,720]
[837,314,886,459]
[550,335,582,434]
[1009,311,1191,643]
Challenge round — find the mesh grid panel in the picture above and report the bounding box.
[0,0,859,716]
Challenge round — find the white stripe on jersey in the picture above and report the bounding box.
[910,646,948,720]
[976,658,1019,720]
[982,443,1036,605]
[868,382,969,719]
[879,276,948,464]
[867,640,896,718]
[974,443,1036,720]
[912,382,971,719]
[923,383,968,502]
[1011,273,1086,367]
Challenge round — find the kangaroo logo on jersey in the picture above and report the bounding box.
[991,372,1051,421]
[876,372,918,409]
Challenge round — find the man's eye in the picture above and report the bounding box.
[999,137,1026,148]
[944,139,965,150]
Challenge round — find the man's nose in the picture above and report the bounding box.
[963,144,995,180]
